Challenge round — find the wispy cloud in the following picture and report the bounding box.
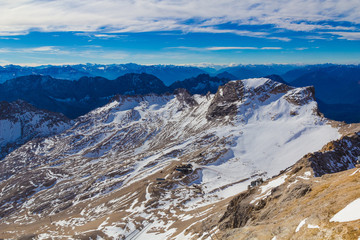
[268,37,292,42]
[0,37,20,40]
[328,31,360,40]
[206,47,258,50]
[0,0,359,41]
[29,46,60,52]
[260,47,282,50]
[0,46,68,54]
[93,34,122,39]
[169,46,283,51]
[75,32,126,39]
[0,45,130,64]
[300,35,327,40]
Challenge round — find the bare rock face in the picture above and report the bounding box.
[174,88,198,107]
[284,86,315,106]
[306,132,360,177]
[206,80,245,120]
[219,189,265,229]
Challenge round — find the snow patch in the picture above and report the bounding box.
[103,226,123,238]
[260,174,288,194]
[350,169,359,176]
[307,224,320,229]
[242,78,269,89]
[330,198,360,222]
[298,171,312,180]
[295,218,307,232]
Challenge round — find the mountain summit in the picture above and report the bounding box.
[0,78,341,239]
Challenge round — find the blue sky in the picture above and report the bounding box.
[0,0,360,66]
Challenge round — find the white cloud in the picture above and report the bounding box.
[0,0,359,40]
[206,47,258,50]
[184,26,269,38]
[0,37,20,40]
[76,33,126,39]
[93,34,122,39]
[300,35,327,40]
[260,47,282,50]
[169,46,283,51]
[29,46,59,52]
[207,46,282,50]
[268,37,292,42]
[328,31,360,40]
[0,46,69,54]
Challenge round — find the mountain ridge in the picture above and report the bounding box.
[0,73,236,119]
[1,63,359,123]
[0,73,169,119]
[0,63,207,85]
[0,77,342,239]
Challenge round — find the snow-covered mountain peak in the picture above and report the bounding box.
[0,78,342,239]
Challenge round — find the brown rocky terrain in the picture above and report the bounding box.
[217,131,360,240]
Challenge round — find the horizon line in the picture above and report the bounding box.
[1,62,360,68]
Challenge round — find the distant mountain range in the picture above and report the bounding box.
[0,63,359,122]
[0,63,207,86]
[284,65,360,123]
[216,64,297,80]
[287,65,360,104]
[0,63,315,85]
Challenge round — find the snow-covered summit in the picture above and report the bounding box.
[0,78,341,239]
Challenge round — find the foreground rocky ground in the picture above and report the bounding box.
[216,129,360,240]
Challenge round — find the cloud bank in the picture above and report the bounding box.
[0,0,359,40]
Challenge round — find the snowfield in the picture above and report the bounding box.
[0,78,341,239]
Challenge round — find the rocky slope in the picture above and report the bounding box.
[0,100,71,160]
[0,78,341,239]
[217,129,360,240]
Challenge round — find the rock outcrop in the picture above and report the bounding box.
[217,131,360,240]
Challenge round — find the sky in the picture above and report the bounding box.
[0,0,360,66]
